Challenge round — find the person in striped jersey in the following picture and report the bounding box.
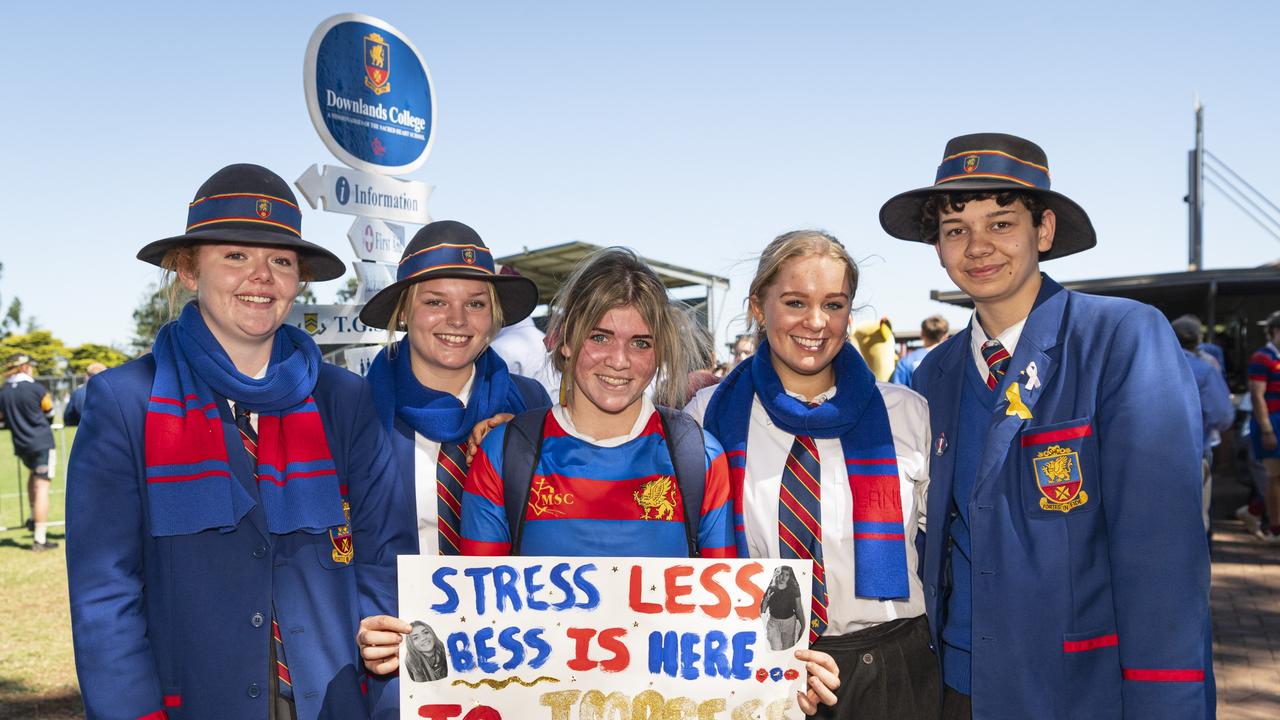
[461,246,735,558]
[686,230,937,720]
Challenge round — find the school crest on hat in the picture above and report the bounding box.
[1033,445,1088,512]
[256,198,272,219]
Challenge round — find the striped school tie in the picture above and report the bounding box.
[436,442,468,555]
[235,407,293,701]
[777,434,829,644]
[981,339,1011,390]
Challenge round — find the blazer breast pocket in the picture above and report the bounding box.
[1019,417,1100,518]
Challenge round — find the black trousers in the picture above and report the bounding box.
[808,615,939,720]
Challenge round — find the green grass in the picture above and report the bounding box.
[0,427,83,719]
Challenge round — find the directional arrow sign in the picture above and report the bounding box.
[347,217,407,263]
[295,164,433,224]
[287,303,386,345]
[353,261,398,304]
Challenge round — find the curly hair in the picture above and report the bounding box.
[918,191,1047,243]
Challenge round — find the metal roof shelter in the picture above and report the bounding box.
[494,241,731,332]
[930,264,1280,389]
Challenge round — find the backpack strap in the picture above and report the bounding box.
[656,406,707,558]
[499,408,550,555]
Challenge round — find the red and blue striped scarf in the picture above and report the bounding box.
[144,302,344,536]
[703,340,908,599]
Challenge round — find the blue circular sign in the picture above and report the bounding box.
[304,14,435,175]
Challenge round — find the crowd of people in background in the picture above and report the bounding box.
[0,132,1267,719]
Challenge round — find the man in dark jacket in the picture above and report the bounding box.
[0,353,58,550]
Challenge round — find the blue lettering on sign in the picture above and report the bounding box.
[492,565,521,612]
[335,176,350,205]
[445,627,551,673]
[549,563,576,611]
[524,564,549,611]
[647,630,756,680]
[310,18,434,171]
[429,567,459,613]
[573,564,601,610]
[464,567,493,614]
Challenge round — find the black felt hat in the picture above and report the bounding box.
[358,220,539,329]
[878,133,1096,261]
[136,163,346,281]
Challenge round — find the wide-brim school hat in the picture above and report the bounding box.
[136,163,346,281]
[358,220,539,330]
[878,133,1097,261]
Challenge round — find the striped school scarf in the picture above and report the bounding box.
[703,340,909,599]
[143,302,344,536]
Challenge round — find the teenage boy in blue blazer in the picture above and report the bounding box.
[879,133,1213,719]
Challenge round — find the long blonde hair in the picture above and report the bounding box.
[746,230,859,342]
[546,247,702,409]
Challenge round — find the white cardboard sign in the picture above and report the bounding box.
[398,556,812,720]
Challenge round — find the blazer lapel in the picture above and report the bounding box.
[926,330,969,516]
[976,276,1068,488]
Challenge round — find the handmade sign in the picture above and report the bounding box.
[399,556,813,720]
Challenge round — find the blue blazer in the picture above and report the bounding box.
[67,355,414,720]
[915,277,1213,719]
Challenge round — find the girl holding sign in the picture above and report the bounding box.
[358,220,550,556]
[685,230,939,720]
[359,247,840,714]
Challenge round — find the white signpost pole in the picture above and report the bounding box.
[291,13,436,372]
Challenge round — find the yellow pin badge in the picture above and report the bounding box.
[1005,382,1032,419]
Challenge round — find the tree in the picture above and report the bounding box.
[0,330,69,375]
[68,344,130,374]
[298,285,318,305]
[132,281,192,355]
[335,277,360,304]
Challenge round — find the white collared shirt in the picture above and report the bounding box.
[413,367,476,554]
[969,314,1027,387]
[552,395,657,447]
[227,362,269,433]
[685,382,931,634]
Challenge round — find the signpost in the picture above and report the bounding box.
[295,164,433,225]
[347,217,408,263]
[295,13,434,366]
[303,13,436,174]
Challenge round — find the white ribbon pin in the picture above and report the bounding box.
[1024,361,1041,391]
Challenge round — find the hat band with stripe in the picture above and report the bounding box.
[186,193,302,238]
[935,150,1051,190]
[398,242,494,282]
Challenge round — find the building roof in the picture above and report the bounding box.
[930,266,1280,309]
[494,241,730,305]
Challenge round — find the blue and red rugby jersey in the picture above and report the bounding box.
[1248,343,1280,414]
[461,409,736,558]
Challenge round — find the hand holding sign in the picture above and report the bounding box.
[399,556,817,719]
[358,614,412,676]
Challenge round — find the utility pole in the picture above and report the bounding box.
[1187,99,1204,271]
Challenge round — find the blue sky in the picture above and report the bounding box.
[3,1,1278,354]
